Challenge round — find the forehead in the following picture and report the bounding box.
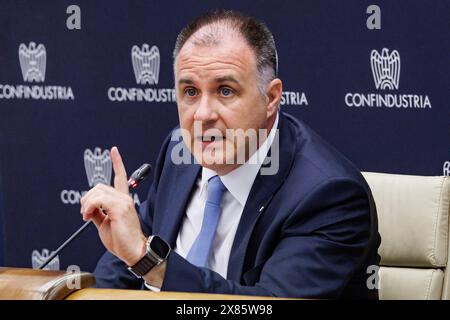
[175,28,257,80]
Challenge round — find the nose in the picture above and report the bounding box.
[194,94,218,122]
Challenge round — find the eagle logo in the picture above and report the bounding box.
[131,44,160,85]
[84,148,112,187]
[31,249,59,270]
[370,48,400,90]
[18,42,46,83]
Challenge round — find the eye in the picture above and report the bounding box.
[185,87,197,97]
[219,87,233,97]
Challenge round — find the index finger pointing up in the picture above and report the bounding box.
[111,146,129,194]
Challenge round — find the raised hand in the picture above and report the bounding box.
[80,146,146,266]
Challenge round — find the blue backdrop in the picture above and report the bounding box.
[0,0,448,272]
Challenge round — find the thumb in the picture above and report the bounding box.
[111,146,129,194]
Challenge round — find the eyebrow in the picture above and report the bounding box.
[178,78,194,85]
[177,75,241,86]
[214,75,240,85]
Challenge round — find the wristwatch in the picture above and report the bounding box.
[128,235,171,278]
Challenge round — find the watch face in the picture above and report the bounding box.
[150,236,170,258]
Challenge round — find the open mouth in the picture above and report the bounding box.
[202,136,217,142]
[198,135,224,142]
[197,135,225,150]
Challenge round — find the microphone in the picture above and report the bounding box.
[38,163,152,270]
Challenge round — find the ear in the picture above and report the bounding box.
[265,78,282,119]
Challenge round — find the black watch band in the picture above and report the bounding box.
[128,252,159,278]
[128,235,171,278]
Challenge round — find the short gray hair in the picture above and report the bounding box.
[173,10,278,97]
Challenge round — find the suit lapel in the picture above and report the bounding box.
[227,113,297,281]
[157,163,201,246]
[226,177,274,281]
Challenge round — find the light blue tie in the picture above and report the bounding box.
[187,175,226,268]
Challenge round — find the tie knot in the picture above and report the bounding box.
[207,175,226,205]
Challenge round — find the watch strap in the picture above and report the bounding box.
[128,252,158,278]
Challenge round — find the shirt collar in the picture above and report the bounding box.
[199,112,279,207]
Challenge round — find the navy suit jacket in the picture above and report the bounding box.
[93,112,381,299]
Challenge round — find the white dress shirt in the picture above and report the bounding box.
[145,114,279,290]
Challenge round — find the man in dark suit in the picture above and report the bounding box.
[82,10,380,299]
